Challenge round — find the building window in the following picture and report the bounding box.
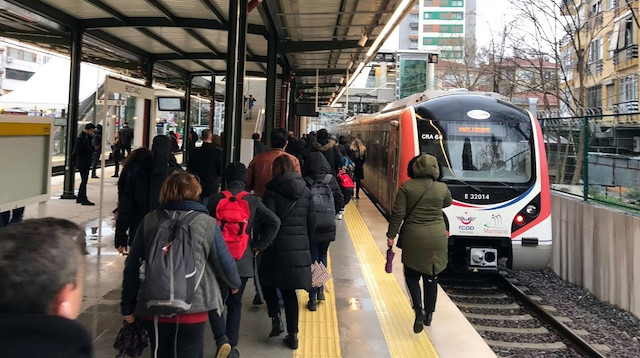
[606,83,615,108]
[410,28,419,35]
[6,47,37,63]
[520,70,534,81]
[5,68,36,81]
[423,11,464,20]
[587,85,603,108]
[451,0,464,6]
[623,18,633,48]
[608,32,615,58]
[608,0,617,10]
[410,40,419,49]
[410,13,419,21]
[451,25,464,33]
[591,0,602,15]
[424,0,434,6]
[424,24,437,32]
[589,38,603,62]
[619,75,638,104]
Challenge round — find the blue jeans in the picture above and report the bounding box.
[309,241,330,300]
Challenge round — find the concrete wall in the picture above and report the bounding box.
[551,193,640,317]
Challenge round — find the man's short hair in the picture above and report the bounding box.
[201,129,212,140]
[270,128,289,149]
[251,133,260,140]
[0,218,84,314]
[85,123,96,130]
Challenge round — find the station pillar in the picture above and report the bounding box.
[143,60,154,148]
[265,35,277,147]
[209,75,215,132]
[61,28,83,200]
[183,75,193,165]
[223,0,248,165]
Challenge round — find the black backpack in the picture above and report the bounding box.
[143,210,203,316]
[304,174,336,231]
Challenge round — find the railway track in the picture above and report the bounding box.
[440,273,609,358]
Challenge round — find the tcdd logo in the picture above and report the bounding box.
[456,212,476,231]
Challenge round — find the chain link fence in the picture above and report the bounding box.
[538,110,640,212]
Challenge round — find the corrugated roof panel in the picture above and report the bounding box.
[40,0,111,19]
[100,0,165,17]
[197,59,227,70]
[102,28,173,53]
[247,34,267,57]
[169,60,211,72]
[147,28,210,53]
[157,0,218,20]
[195,29,228,50]
[209,0,230,21]
[245,62,266,73]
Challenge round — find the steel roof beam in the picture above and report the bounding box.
[152,52,267,63]
[85,0,127,23]
[296,83,341,89]
[295,69,350,76]
[184,28,221,56]
[0,31,70,45]
[258,0,290,69]
[199,0,227,25]
[5,0,77,31]
[143,0,179,23]
[280,40,373,53]
[79,17,267,36]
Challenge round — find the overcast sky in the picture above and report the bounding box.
[475,0,517,48]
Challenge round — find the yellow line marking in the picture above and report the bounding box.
[295,254,341,358]
[0,122,51,136]
[344,202,439,358]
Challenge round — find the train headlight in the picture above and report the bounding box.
[525,205,538,216]
[515,214,525,225]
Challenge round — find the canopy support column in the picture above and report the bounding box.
[265,35,277,147]
[61,28,83,200]
[224,0,248,165]
[183,75,193,164]
[143,59,154,148]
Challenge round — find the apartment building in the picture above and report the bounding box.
[397,0,476,60]
[0,40,50,95]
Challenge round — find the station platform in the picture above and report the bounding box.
[18,172,496,358]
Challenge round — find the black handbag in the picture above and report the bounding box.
[397,181,434,249]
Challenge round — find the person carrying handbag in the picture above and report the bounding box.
[385,154,451,334]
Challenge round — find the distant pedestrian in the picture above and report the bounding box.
[252,133,268,157]
[187,129,223,206]
[168,131,179,153]
[189,128,198,150]
[312,129,343,177]
[207,162,281,358]
[119,121,134,157]
[111,132,123,178]
[261,155,316,350]
[73,123,96,206]
[121,171,241,358]
[0,218,92,358]
[349,138,367,199]
[91,124,103,178]
[386,154,452,333]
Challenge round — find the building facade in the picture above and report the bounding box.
[0,39,50,95]
[397,0,477,60]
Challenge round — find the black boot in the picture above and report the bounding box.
[283,333,299,349]
[307,298,317,311]
[253,293,264,305]
[269,314,284,337]
[413,308,426,333]
[424,312,433,326]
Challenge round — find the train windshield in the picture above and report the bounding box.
[417,118,533,184]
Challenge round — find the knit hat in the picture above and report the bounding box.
[226,162,247,183]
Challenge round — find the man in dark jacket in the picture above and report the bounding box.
[73,123,96,205]
[312,129,343,176]
[207,162,281,358]
[0,218,92,358]
[90,124,102,178]
[252,132,268,157]
[188,129,224,206]
[119,121,133,157]
[302,152,343,311]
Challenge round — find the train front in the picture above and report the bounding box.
[413,94,552,272]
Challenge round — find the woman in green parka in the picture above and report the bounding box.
[386,154,452,334]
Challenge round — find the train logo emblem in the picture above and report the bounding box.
[467,109,491,120]
[457,212,476,231]
[483,214,510,235]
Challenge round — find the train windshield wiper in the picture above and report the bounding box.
[493,181,520,193]
[446,178,482,192]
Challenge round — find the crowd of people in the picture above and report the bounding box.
[0,124,454,358]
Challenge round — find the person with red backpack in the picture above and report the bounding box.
[207,162,281,358]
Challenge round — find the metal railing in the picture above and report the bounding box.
[538,111,640,212]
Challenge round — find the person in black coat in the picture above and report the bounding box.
[302,152,343,311]
[73,123,96,205]
[119,121,133,157]
[312,129,343,176]
[207,162,281,357]
[114,136,181,253]
[349,138,367,199]
[252,132,269,157]
[188,129,224,206]
[261,156,316,350]
[91,124,102,178]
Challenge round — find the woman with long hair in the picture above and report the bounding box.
[386,154,452,333]
[260,156,316,350]
[349,138,367,199]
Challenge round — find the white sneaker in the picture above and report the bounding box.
[336,213,343,220]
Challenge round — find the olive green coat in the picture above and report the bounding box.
[386,155,452,276]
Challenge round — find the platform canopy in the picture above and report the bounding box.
[0,0,416,104]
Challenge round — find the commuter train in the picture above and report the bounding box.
[333,91,552,272]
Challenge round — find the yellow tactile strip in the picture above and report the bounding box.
[343,202,439,358]
[295,255,342,358]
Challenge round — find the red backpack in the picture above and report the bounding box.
[215,191,251,260]
[338,170,355,189]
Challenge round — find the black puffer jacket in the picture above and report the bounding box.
[303,152,343,243]
[261,172,316,290]
[188,142,224,199]
[208,181,281,277]
[312,138,343,176]
[73,132,94,169]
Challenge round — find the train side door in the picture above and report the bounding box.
[389,120,400,209]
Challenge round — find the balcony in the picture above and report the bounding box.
[614,101,639,114]
[410,21,419,28]
[614,45,639,69]
[587,59,603,76]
